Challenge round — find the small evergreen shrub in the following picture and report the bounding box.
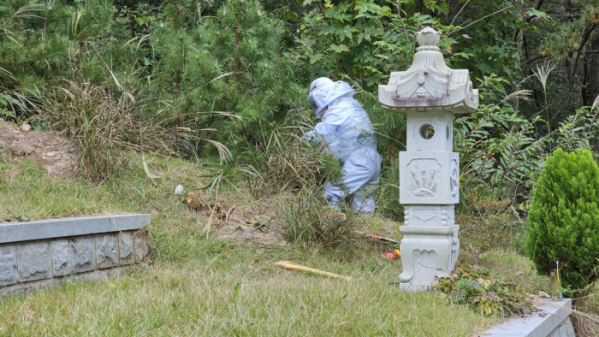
[525,148,599,292]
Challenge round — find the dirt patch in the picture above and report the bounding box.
[214,223,287,246]
[0,119,76,177]
[183,192,286,246]
[211,202,286,246]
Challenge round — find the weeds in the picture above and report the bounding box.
[242,126,343,198]
[277,188,357,248]
[457,183,516,263]
[33,80,180,180]
[434,263,532,317]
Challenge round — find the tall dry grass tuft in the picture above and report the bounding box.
[34,80,183,180]
[243,127,343,197]
[277,188,357,249]
[533,63,555,136]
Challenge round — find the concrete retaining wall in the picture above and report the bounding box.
[0,215,150,294]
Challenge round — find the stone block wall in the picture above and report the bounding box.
[0,215,150,294]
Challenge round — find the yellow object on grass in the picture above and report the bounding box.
[275,261,356,281]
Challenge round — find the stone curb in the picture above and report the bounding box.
[479,299,574,337]
[0,214,150,244]
[0,214,150,294]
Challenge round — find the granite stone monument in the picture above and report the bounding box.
[378,27,479,290]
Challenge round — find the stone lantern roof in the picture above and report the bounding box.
[378,27,479,114]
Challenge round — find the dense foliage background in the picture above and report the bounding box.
[3,0,599,290]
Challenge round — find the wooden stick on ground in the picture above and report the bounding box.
[275,261,356,281]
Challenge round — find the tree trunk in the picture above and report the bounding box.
[586,34,599,105]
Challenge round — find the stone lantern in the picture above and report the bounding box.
[378,27,478,290]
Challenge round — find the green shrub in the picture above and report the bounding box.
[525,148,599,292]
[151,0,303,155]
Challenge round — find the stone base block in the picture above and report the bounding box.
[398,225,459,291]
[0,246,17,286]
[17,242,51,282]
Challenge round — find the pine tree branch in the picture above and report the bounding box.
[447,6,513,36]
[526,54,548,65]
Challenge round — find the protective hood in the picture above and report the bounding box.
[307,78,355,118]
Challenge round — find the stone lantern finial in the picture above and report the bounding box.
[415,27,441,51]
[378,26,478,114]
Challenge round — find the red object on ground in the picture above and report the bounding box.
[383,250,400,260]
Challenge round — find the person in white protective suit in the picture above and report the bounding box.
[305,77,382,212]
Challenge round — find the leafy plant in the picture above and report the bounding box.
[554,107,599,154]
[525,148,599,294]
[295,0,455,91]
[0,93,16,120]
[434,263,532,317]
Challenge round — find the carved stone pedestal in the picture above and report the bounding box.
[378,27,478,290]
[398,225,459,290]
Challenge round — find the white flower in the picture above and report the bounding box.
[175,185,184,195]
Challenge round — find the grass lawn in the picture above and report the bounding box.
[0,155,547,336]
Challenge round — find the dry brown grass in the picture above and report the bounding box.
[243,129,342,198]
[33,80,186,180]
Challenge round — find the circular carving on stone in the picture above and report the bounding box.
[419,124,435,139]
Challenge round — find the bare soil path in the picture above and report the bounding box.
[0,119,76,177]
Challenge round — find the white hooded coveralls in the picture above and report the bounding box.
[306,78,382,212]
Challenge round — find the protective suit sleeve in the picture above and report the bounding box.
[309,106,353,146]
